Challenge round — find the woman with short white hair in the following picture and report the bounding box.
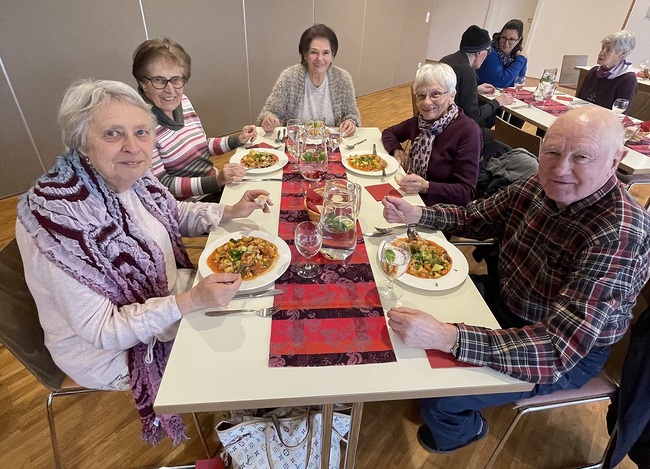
[576,30,637,111]
[381,62,482,206]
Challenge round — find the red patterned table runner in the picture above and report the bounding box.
[268,150,397,367]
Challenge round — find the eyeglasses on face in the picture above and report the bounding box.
[500,37,520,44]
[414,90,448,102]
[143,76,186,90]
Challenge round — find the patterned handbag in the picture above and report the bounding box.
[216,409,350,469]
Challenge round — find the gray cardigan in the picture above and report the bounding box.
[257,64,361,126]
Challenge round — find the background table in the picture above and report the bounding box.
[480,88,650,175]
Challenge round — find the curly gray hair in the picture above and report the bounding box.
[58,79,156,152]
[601,30,636,56]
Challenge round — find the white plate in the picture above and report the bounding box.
[199,230,291,291]
[378,233,469,291]
[342,151,400,177]
[230,148,288,174]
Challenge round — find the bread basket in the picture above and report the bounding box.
[304,187,324,222]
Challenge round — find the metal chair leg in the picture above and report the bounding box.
[484,408,528,469]
[191,412,212,459]
[46,390,62,469]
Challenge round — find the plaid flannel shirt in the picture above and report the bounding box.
[420,175,650,383]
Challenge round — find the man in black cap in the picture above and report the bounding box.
[440,25,514,128]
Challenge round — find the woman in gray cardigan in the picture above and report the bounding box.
[258,24,361,137]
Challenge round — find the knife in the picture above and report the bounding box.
[233,289,284,299]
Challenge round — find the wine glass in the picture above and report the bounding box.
[514,76,526,98]
[541,81,558,104]
[286,119,302,172]
[377,242,411,300]
[294,221,323,278]
[326,128,342,155]
[612,99,629,118]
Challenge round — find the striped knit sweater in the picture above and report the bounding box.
[152,95,236,198]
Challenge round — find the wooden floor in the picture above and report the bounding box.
[0,82,646,469]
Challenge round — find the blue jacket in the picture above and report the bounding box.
[477,48,527,88]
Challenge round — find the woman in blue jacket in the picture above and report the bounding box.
[477,19,527,88]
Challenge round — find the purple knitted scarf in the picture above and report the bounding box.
[18,151,193,445]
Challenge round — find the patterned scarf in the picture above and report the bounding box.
[409,104,459,178]
[596,60,634,80]
[492,39,515,67]
[17,150,193,445]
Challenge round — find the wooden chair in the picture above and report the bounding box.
[616,168,650,210]
[494,116,542,157]
[628,89,650,122]
[0,239,212,469]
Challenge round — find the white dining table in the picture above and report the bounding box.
[154,127,533,468]
[480,87,650,175]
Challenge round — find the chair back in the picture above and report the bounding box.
[628,89,650,122]
[558,54,588,89]
[0,239,66,390]
[494,116,542,157]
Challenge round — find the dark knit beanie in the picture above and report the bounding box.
[459,25,491,53]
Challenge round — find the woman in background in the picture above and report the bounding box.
[381,63,482,206]
[477,19,527,89]
[258,24,360,137]
[576,30,637,111]
[133,38,257,201]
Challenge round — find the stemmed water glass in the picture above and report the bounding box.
[612,99,629,118]
[294,221,323,278]
[286,119,302,172]
[514,76,526,98]
[377,242,411,300]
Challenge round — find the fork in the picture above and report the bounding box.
[344,139,366,150]
[204,306,280,317]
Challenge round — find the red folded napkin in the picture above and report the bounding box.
[555,95,574,102]
[621,116,636,127]
[305,185,324,214]
[365,183,403,201]
[640,121,650,132]
[426,349,478,369]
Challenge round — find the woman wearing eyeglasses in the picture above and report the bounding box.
[381,63,482,206]
[477,19,527,89]
[132,38,257,201]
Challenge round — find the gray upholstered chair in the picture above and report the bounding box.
[0,239,211,469]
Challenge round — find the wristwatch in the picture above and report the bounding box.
[449,325,460,358]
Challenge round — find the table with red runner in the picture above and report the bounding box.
[267,148,397,367]
[504,88,569,116]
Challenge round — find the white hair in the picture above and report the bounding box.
[58,79,156,151]
[601,30,636,56]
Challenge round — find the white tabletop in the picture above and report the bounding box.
[154,127,532,415]
[479,87,650,175]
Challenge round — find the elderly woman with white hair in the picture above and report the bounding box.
[577,30,637,111]
[16,79,271,444]
[381,62,482,206]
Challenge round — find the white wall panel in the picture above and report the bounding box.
[142,0,249,135]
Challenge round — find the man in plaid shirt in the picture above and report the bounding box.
[382,106,650,453]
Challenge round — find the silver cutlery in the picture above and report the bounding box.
[233,289,283,299]
[205,306,281,318]
[274,130,282,143]
[241,178,283,182]
[362,225,409,237]
[344,139,367,150]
